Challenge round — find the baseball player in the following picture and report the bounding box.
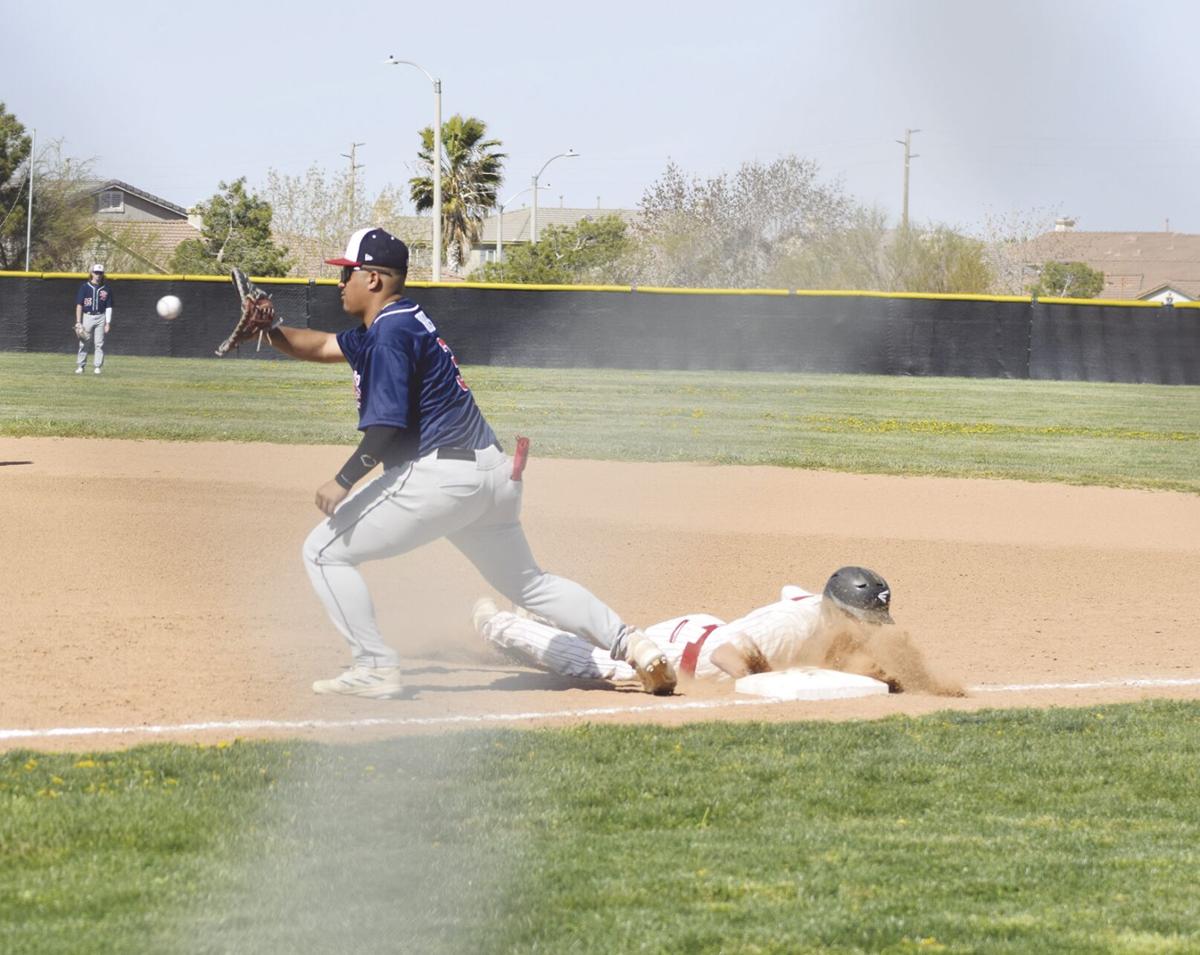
[74,264,112,374]
[258,226,676,699]
[473,566,896,684]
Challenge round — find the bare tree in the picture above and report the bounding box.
[632,156,853,288]
[264,165,428,278]
[974,206,1063,294]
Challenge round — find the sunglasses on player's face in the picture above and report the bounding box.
[340,265,397,284]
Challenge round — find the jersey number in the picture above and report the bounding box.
[437,337,470,393]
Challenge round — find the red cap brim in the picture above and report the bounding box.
[324,257,359,267]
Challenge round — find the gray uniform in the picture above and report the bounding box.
[303,443,630,668]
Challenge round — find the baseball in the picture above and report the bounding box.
[156,295,183,320]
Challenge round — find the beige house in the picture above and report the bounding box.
[278,217,439,282]
[1020,224,1200,302]
[82,179,201,273]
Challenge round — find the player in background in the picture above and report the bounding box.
[255,226,676,699]
[473,566,916,687]
[74,264,112,374]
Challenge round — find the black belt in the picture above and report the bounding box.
[436,440,502,460]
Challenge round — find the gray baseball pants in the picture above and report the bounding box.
[76,315,107,370]
[302,444,630,667]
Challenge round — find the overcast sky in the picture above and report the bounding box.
[4,0,1198,234]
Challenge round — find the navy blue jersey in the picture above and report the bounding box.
[336,299,497,461]
[76,281,113,314]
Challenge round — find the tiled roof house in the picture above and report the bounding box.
[1019,228,1200,302]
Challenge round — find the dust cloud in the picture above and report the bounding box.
[797,623,965,697]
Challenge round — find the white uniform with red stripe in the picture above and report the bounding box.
[480,585,825,683]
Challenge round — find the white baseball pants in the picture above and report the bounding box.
[480,611,728,683]
[302,445,629,667]
[76,315,106,370]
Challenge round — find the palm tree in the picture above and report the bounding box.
[409,115,505,271]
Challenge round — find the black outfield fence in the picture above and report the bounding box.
[3,273,1198,384]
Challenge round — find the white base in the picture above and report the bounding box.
[735,667,890,701]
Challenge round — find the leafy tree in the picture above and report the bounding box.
[169,177,291,276]
[888,225,994,294]
[633,156,853,288]
[409,115,505,271]
[0,102,32,269]
[1030,260,1104,299]
[0,107,95,271]
[767,206,892,291]
[770,212,994,294]
[479,215,634,285]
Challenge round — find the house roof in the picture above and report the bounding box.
[1138,280,1200,301]
[1019,231,1200,300]
[84,179,189,217]
[477,207,639,244]
[90,219,201,272]
[277,218,467,282]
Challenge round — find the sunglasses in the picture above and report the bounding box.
[339,265,397,284]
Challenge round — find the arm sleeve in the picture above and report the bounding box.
[335,425,407,489]
[105,307,112,323]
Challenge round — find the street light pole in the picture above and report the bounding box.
[495,185,549,264]
[530,149,578,244]
[25,128,35,272]
[386,55,442,282]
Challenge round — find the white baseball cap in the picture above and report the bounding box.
[325,228,409,272]
[90,264,105,274]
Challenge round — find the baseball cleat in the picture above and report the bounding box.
[312,665,405,699]
[471,596,500,635]
[513,604,553,626]
[625,630,677,695]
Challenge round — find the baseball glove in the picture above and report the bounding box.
[75,322,90,343]
[215,269,281,356]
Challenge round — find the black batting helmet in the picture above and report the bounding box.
[823,566,895,625]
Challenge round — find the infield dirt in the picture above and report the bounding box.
[2,436,1198,750]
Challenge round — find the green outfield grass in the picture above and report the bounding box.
[4,353,1198,952]
[1,352,1197,492]
[3,703,1200,954]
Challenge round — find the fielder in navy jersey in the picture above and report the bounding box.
[258,226,676,699]
[74,264,113,374]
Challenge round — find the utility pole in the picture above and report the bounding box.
[895,128,920,230]
[340,142,366,230]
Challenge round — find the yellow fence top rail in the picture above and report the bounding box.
[2,270,1198,308]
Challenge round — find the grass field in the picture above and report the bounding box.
[3,352,1200,952]
[1,353,1197,492]
[3,705,1200,954]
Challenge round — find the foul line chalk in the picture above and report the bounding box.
[0,697,789,742]
[3,675,1199,743]
[969,676,1200,693]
